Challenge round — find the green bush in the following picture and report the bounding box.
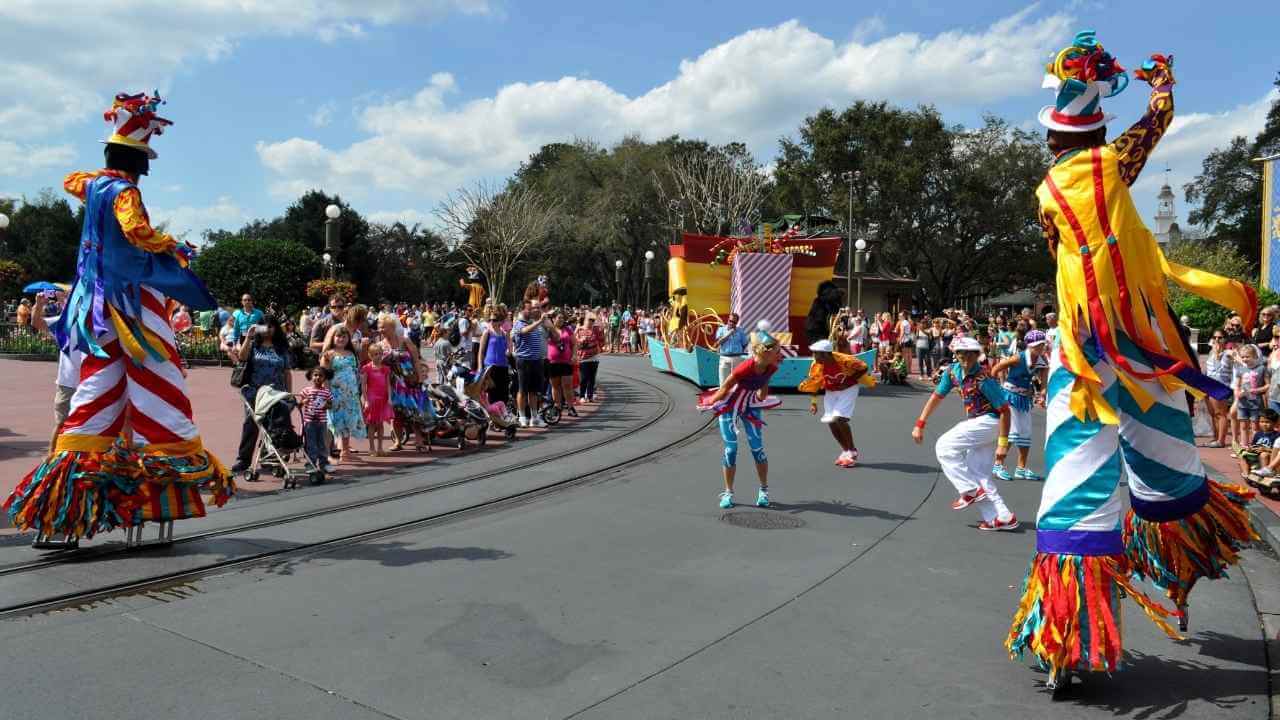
[192,236,322,310]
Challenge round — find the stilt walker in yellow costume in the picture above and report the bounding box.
[1005,33,1258,692]
[3,91,234,547]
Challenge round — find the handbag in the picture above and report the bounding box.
[230,348,254,388]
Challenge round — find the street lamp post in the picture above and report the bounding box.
[644,250,655,310]
[322,252,333,281]
[0,212,9,231]
[324,204,341,279]
[854,238,867,312]
[842,170,857,310]
[614,259,623,306]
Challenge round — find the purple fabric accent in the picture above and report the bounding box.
[1036,529,1124,556]
[1129,479,1209,522]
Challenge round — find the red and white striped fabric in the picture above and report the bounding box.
[61,285,200,449]
[730,252,793,332]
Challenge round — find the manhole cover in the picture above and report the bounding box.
[720,510,806,530]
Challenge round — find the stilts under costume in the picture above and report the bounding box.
[1006,34,1257,680]
[3,92,233,541]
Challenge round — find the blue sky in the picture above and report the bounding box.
[2,1,1277,239]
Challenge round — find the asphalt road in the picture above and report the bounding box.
[0,356,1273,720]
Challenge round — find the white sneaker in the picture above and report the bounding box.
[1257,467,1275,478]
[532,416,547,428]
[518,416,529,428]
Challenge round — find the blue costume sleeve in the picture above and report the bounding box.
[934,365,955,396]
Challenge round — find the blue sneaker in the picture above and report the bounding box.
[993,463,1013,481]
[756,487,770,507]
[1015,467,1043,481]
[719,491,734,509]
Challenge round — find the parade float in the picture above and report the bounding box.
[649,229,873,388]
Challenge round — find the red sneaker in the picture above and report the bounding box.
[977,515,1020,532]
[836,452,856,468]
[950,488,987,510]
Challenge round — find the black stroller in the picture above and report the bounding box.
[243,385,325,488]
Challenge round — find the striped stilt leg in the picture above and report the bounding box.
[1007,338,1180,677]
[1111,334,1257,612]
[126,286,234,525]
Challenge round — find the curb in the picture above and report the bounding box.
[1205,464,1280,720]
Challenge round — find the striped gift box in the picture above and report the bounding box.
[730,252,793,332]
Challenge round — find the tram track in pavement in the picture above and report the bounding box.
[0,371,712,619]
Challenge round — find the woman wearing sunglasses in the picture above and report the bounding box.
[1204,332,1235,448]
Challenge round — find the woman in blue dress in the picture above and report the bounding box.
[321,324,367,464]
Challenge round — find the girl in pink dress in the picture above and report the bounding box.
[361,342,395,456]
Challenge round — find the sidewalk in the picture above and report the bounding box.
[0,357,601,531]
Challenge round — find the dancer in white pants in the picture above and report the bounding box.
[912,336,1018,530]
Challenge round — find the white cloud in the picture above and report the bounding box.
[310,101,338,127]
[367,209,434,226]
[1133,89,1278,223]
[150,195,247,240]
[0,140,76,177]
[0,1,493,140]
[257,9,1072,201]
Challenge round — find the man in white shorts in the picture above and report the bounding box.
[799,339,876,468]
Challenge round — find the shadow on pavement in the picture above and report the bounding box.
[771,500,913,522]
[1025,639,1262,718]
[857,462,937,474]
[256,542,514,576]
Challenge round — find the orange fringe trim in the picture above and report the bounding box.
[1006,553,1181,677]
[1123,480,1257,606]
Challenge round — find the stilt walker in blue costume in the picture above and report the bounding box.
[3,91,234,547]
[1005,33,1258,692]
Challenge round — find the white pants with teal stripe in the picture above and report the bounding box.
[1037,335,1207,556]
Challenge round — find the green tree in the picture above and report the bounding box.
[774,104,1051,311]
[364,222,460,305]
[239,191,374,301]
[0,258,26,299]
[191,236,322,310]
[1184,72,1280,265]
[1166,239,1272,333]
[1183,137,1263,265]
[0,189,82,284]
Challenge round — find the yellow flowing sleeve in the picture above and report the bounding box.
[113,187,178,255]
[63,171,100,202]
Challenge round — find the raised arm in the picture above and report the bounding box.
[63,171,101,202]
[1111,56,1175,186]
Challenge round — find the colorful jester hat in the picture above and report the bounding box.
[1038,30,1129,133]
[103,91,172,159]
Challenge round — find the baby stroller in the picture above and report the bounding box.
[244,385,325,488]
[464,365,520,441]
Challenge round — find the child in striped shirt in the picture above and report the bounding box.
[299,367,334,472]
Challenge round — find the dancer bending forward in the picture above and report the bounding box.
[912,337,1019,531]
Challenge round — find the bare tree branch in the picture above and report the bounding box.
[435,181,560,302]
[654,150,768,239]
